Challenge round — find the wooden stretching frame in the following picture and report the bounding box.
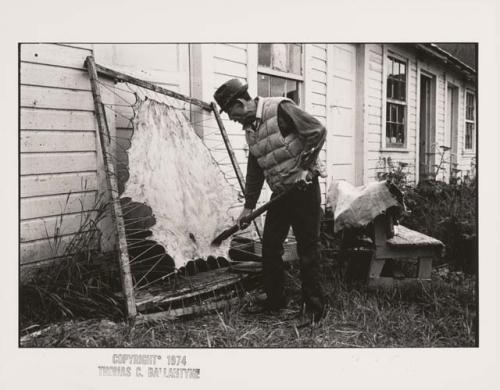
[84,56,261,318]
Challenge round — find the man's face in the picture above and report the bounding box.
[226,99,254,125]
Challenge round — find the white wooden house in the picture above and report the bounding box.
[19,43,477,275]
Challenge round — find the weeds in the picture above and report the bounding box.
[20,192,124,330]
[20,264,477,348]
[375,154,478,273]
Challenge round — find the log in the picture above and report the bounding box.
[93,61,212,112]
[85,56,137,318]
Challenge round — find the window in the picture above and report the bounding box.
[465,91,476,150]
[257,44,303,105]
[385,55,407,148]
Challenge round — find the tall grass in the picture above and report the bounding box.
[20,264,477,348]
[20,191,124,331]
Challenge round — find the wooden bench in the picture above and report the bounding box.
[368,213,444,287]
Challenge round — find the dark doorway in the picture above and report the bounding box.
[419,74,436,181]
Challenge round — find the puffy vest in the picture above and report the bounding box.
[246,97,305,193]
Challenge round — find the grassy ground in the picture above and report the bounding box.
[20,264,477,348]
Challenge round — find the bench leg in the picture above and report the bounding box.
[417,257,433,280]
[367,256,387,286]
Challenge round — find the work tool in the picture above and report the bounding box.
[211,171,317,247]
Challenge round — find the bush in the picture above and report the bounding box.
[402,178,477,274]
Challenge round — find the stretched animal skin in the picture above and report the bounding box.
[327,180,401,233]
[122,98,239,268]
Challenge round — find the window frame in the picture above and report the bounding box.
[382,47,410,151]
[256,43,305,107]
[464,90,476,152]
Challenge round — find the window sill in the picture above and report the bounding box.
[380,147,410,153]
[462,150,476,156]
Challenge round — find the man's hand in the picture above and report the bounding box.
[237,207,254,229]
[295,170,313,191]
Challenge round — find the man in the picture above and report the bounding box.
[214,78,327,323]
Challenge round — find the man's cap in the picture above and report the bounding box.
[214,78,249,113]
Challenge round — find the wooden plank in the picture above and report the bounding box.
[387,225,443,247]
[311,68,327,83]
[21,63,91,91]
[214,58,248,79]
[375,245,442,260]
[86,56,137,318]
[368,257,385,279]
[94,61,211,111]
[20,43,88,69]
[20,232,99,265]
[21,172,97,198]
[311,57,327,73]
[213,73,247,90]
[21,131,96,153]
[21,152,97,175]
[20,211,98,242]
[214,44,247,64]
[135,273,248,311]
[21,85,94,111]
[57,43,93,50]
[311,45,327,60]
[311,81,327,95]
[417,257,433,279]
[311,104,326,117]
[311,92,326,106]
[21,108,97,131]
[136,296,241,323]
[21,191,99,220]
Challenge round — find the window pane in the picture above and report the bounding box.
[397,104,405,123]
[466,93,475,120]
[400,62,406,78]
[270,76,286,97]
[386,122,393,144]
[288,44,302,75]
[400,81,406,101]
[285,79,300,104]
[271,43,288,72]
[391,104,397,122]
[257,73,270,97]
[397,124,405,144]
[465,122,474,149]
[387,57,394,77]
[258,44,271,67]
[387,103,406,146]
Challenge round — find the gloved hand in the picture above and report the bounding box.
[237,207,253,229]
[295,170,314,191]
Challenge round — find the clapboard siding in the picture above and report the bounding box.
[21,172,98,198]
[21,192,99,220]
[20,43,100,269]
[20,211,98,242]
[21,152,97,175]
[21,233,99,265]
[21,63,92,91]
[21,85,94,111]
[21,131,96,152]
[21,108,97,130]
[20,43,91,70]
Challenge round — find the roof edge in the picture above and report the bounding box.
[414,43,476,78]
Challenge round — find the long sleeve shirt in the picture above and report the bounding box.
[244,100,326,209]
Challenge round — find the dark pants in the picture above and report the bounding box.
[262,178,325,314]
